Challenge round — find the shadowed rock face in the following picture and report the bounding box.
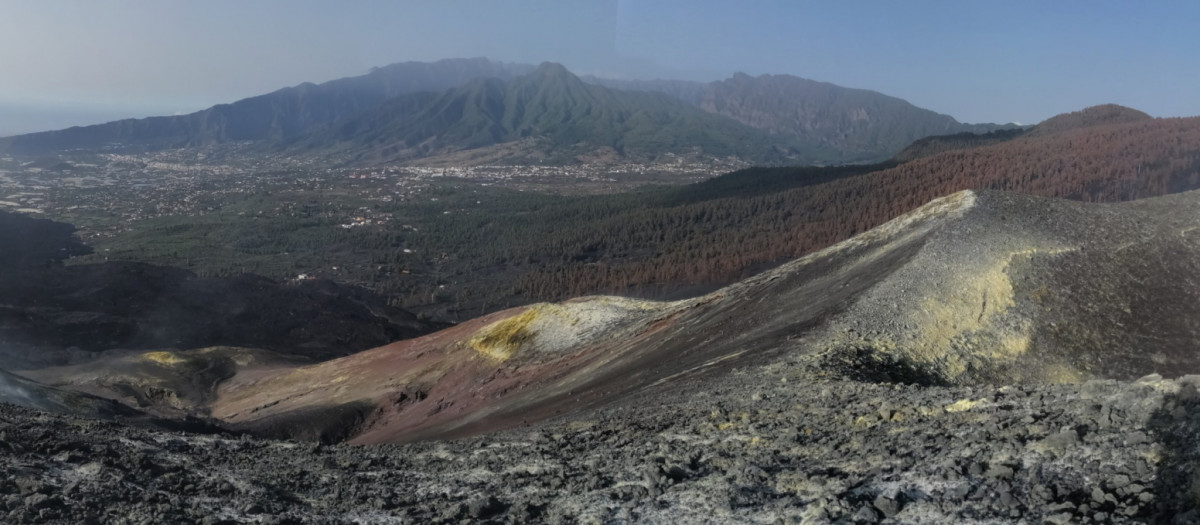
[0,260,447,367]
[15,346,307,420]
[0,369,138,419]
[0,210,91,270]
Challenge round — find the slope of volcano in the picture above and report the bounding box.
[8,188,1200,523]
[27,187,1200,447]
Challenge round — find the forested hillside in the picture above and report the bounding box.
[491,114,1198,301]
[891,128,1027,162]
[62,107,1200,320]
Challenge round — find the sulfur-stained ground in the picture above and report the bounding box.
[2,373,1199,524]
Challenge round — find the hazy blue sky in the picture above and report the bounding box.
[1,0,1198,135]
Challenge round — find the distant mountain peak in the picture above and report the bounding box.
[520,62,587,89]
[533,61,572,74]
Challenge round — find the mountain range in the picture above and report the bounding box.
[294,62,808,165]
[0,58,1013,164]
[588,72,1005,158]
[0,58,533,154]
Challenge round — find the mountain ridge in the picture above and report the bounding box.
[587,71,1016,161]
[2,58,1013,164]
[1026,103,1154,137]
[0,58,535,153]
[295,62,814,165]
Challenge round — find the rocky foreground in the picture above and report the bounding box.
[3,372,1199,524]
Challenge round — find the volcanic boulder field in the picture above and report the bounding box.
[5,189,1200,523]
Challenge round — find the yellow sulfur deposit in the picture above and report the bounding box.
[140,351,188,367]
[469,307,540,361]
[944,398,982,412]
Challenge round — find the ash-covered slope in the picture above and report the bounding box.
[163,188,1200,445]
[0,368,138,419]
[10,189,1200,523]
[812,189,1200,385]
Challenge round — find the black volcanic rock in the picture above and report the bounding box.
[0,210,91,270]
[1,373,1196,523]
[0,212,445,363]
[0,368,141,419]
[0,262,445,362]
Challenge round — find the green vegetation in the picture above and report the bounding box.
[65,111,1200,322]
[72,163,883,320]
[299,63,821,165]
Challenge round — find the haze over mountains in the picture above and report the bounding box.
[0,58,1013,164]
[295,62,803,165]
[0,58,532,153]
[589,72,1004,158]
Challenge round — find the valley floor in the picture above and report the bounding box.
[3,373,1197,524]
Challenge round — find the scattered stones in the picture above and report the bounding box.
[853,504,880,523]
[873,495,901,517]
[0,373,1198,523]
